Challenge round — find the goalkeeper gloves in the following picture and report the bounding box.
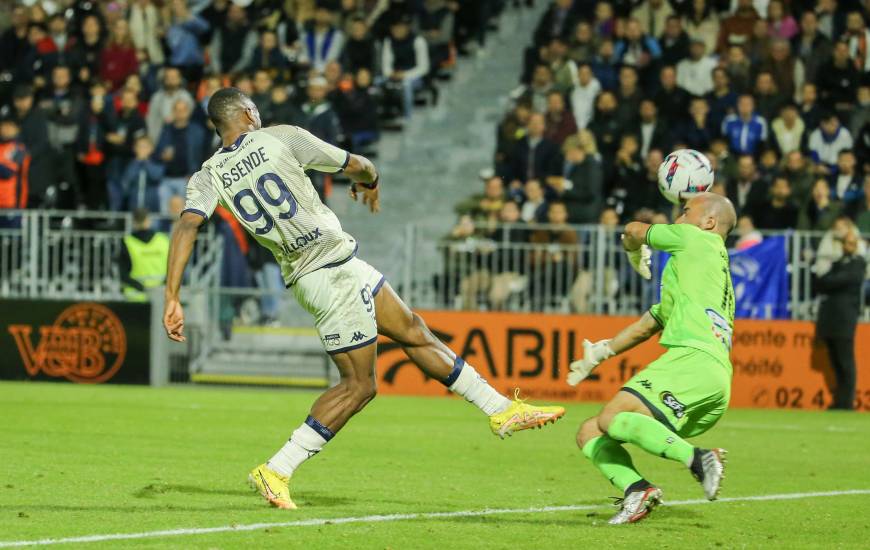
[567,339,615,386]
[625,243,652,280]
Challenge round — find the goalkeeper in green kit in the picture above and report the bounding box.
[569,193,737,525]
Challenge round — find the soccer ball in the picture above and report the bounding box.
[657,149,715,205]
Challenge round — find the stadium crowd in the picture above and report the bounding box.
[446,0,870,311]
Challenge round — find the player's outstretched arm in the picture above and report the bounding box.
[345,154,380,214]
[163,212,205,342]
[567,312,661,386]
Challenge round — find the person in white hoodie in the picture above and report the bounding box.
[676,39,717,96]
[569,63,601,129]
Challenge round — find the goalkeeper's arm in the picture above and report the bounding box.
[567,312,661,386]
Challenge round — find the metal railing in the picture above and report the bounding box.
[0,209,222,301]
[400,223,869,321]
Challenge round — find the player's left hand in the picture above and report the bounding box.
[623,238,652,280]
[349,183,380,214]
[163,298,186,342]
[567,339,615,386]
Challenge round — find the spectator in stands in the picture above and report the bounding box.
[520,179,548,223]
[632,0,674,38]
[679,96,715,151]
[831,150,863,207]
[676,38,717,97]
[653,65,690,126]
[120,135,163,212]
[129,0,165,67]
[818,41,859,117]
[508,112,563,185]
[146,67,194,143]
[263,84,303,127]
[767,0,799,40]
[249,29,290,74]
[734,214,764,250]
[11,85,52,208]
[382,15,430,119]
[333,68,380,153]
[591,38,618,91]
[588,90,623,171]
[845,10,870,71]
[771,103,806,156]
[301,76,342,146]
[783,150,816,208]
[753,71,787,123]
[630,149,670,220]
[593,1,615,39]
[854,176,870,233]
[100,19,138,92]
[39,64,83,208]
[164,0,209,84]
[751,20,775,65]
[568,63,600,130]
[209,3,258,75]
[300,4,344,72]
[685,0,719,56]
[659,15,690,67]
[752,175,799,229]
[533,0,580,48]
[419,0,454,79]
[728,154,769,217]
[251,70,275,118]
[543,91,577,146]
[119,208,169,302]
[799,178,842,231]
[515,64,555,114]
[813,217,867,287]
[568,21,596,63]
[0,115,30,211]
[722,94,768,156]
[610,134,643,211]
[340,17,376,75]
[799,82,822,131]
[722,44,752,93]
[106,88,147,211]
[815,227,866,411]
[75,83,116,210]
[530,201,582,310]
[851,85,870,139]
[717,0,760,54]
[546,38,579,93]
[808,113,853,173]
[0,7,32,80]
[495,101,532,180]
[69,15,104,85]
[561,138,604,224]
[613,18,661,84]
[614,66,643,130]
[760,39,804,105]
[633,99,671,160]
[792,10,831,85]
[155,99,206,212]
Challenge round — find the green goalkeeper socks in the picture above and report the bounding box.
[607,412,695,467]
[582,435,643,491]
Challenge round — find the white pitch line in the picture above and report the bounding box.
[1,489,868,548]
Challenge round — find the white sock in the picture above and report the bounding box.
[448,361,511,415]
[267,420,330,477]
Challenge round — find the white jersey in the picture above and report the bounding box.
[183,125,356,285]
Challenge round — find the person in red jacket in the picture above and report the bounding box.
[100,19,139,92]
[0,115,30,211]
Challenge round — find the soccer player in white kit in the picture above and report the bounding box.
[163,88,565,510]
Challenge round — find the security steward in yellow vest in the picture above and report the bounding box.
[120,208,169,301]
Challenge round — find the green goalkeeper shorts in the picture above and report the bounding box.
[621,347,731,439]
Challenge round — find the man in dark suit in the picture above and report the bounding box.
[508,112,563,184]
[815,230,867,410]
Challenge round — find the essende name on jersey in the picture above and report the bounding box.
[220,146,269,188]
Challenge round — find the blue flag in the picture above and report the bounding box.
[655,235,789,319]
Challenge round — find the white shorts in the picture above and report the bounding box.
[292,256,385,354]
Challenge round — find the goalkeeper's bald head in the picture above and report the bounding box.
[690,192,737,240]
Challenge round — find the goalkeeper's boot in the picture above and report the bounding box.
[690,448,727,500]
[489,389,565,438]
[608,484,663,525]
[249,463,297,509]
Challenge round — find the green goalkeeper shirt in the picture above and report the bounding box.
[646,224,735,371]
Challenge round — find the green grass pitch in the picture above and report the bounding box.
[1,381,869,549]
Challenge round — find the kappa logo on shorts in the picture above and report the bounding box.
[660,391,686,419]
[350,331,367,343]
[323,333,340,348]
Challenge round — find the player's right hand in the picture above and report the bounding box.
[624,241,652,280]
[163,298,186,342]
[349,183,380,214]
[567,339,615,386]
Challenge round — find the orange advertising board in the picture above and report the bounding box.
[376,311,870,411]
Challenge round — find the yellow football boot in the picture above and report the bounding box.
[248,463,297,510]
[489,389,566,438]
